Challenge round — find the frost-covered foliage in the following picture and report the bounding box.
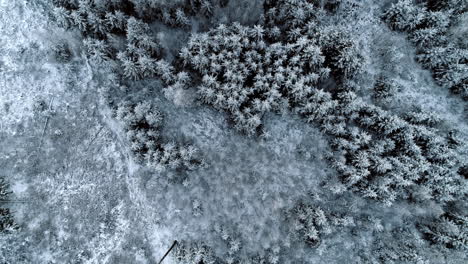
[288,202,352,248]
[365,227,429,264]
[52,0,164,75]
[373,76,400,100]
[324,96,467,205]
[181,20,363,134]
[383,0,468,100]
[127,0,213,26]
[182,22,330,134]
[114,101,201,171]
[176,225,283,264]
[174,242,219,264]
[3,0,468,263]
[0,177,17,233]
[421,210,468,250]
[181,0,466,206]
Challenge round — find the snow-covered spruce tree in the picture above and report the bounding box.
[0,177,17,233]
[114,101,201,171]
[383,0,468,100]
[420,210,468,250]
[0,178,10,202]
[0,208,17,233]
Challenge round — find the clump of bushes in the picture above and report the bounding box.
[114,101,201,171]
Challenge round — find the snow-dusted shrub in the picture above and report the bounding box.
[114,101,201,171]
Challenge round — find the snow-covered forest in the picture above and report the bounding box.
[0,0,467,263]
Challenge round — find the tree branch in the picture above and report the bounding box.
[158,240,178,264]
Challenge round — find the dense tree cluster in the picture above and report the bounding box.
[114,101,201,171]
[176,234,281,264]
[52,0,204,83]
[43,0,467,262]
[52,0,170,77]
[182,0,466,206]
[174,242,218,264]
[383,0,468,100]
[324,96,466,205]
[288,202,353,248]
[126,0,214,27]
[181,10,363,134]
[0,177,17,233]
[421,211,468,250]
[181,22,332,134]
[365,227,429,264]
[264,0,364,79]
[51,0,223,71]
